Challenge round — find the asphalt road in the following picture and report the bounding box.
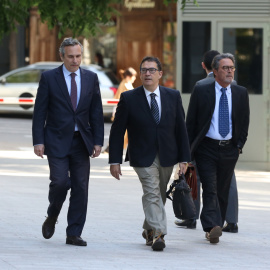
[0,114,270,269]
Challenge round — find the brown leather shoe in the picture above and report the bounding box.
[152,234,165,251]
[205,226,222,244]
[142,229,153,246]
[42,216,58,239]
[66,236,87,246]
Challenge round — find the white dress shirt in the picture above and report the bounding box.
[206,81,233,140]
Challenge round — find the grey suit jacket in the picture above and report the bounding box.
[196,72,237,86]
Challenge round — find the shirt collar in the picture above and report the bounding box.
[215,81,231,94]
[62,64,80,78]
[143,86,160,97]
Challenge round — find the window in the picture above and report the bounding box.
[6,70,40,83]
[182,22,211,93]
[223,28,263,94]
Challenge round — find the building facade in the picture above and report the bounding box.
[177,0,270,169]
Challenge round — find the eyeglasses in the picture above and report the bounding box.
[221,66,236,72]
[140,68,159,74]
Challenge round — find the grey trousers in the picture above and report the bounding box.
[174,166,238,223]
[134,156,174,236]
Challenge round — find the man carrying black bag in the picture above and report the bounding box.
[109,56,191,251]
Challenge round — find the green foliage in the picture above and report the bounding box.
[0,0,121,39]
[0,0,29,38]
[0,0,199,40]
[36,0,121,38]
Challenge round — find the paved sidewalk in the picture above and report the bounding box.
[0,150,270,269]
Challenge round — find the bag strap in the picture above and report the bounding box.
[185,163,198,200]
[166,179,179,201]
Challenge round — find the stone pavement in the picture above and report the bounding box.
[0,150,270,270]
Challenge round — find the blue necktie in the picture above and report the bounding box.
[150,93,159,124]
[70,73,77,111]
[219,87,229,138]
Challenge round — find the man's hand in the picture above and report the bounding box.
[178,162,188,175]
[34,144,45,159]
[110,164,122,180]
[91,145,102,158]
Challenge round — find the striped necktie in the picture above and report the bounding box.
[150,93,159,124]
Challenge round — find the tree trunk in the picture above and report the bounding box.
[9,29,17,70]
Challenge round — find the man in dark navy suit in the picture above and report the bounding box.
[32,38,104,246]
[176,50,240,233]
[109,56,191,251]
[186,53,249,244]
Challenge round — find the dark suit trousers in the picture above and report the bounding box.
[47,133,90,237]
[194,169,238,223]
[194,138,239,232]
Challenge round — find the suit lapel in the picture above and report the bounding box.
[77,68,88,110]
[205,82,216,115]
[136,86,153,119]
[159,86,168,124]
[55,65,73,110]
[231,84,238,123]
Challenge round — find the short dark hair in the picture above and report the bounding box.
[212,53,235,70]
[59,37,83,56]
[203,50,220,70]
[140,56,162,71]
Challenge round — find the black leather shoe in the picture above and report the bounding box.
[152,235,165,251]
[222,223,238,233]
[42,216,58,239]
[66,236,87,246]
[175,219,196,229]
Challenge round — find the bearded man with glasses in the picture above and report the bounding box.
[186,53,250,244]
[109,56,191,251]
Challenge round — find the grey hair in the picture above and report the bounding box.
[212,53,235,70]
[59,37,83,56]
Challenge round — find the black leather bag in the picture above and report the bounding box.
[166,174,196,220]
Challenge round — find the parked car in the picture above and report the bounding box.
[0,62,119,117]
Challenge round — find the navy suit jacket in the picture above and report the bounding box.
[32,65,104,157]
[109,86,191,167]
[186,81,250,159]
